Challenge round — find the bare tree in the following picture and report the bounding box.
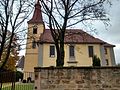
[40,0,111,67]
[0,0,34,70]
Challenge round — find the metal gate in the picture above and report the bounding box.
[0,71,34,90]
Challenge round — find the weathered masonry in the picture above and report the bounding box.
[34,67,120,90]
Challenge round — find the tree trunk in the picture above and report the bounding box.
[55,42,61,67]
[56,33,65,67]
[59,40,64,66]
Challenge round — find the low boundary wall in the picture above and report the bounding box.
[34,67,120,90]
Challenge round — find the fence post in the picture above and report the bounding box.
[11,72,16,90]
[0,71,2,90]
[0,83,2,90]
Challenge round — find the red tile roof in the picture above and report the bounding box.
[28,0,43,24]
[39,29,108,44]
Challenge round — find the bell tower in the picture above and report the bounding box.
[24,0,44,72]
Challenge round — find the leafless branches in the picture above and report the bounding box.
[0,0,34,70]
[40,0,111,66]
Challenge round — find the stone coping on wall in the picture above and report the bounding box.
[34,66,120,72]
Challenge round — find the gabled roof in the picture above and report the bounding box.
[39,29,107,44]
[28,0,43,24]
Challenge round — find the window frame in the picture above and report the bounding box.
[106,59,109,65]
[88,46,94,57]
[32,40,36,49]
[69,45,75,58]
[49,45,55,57]
[33,26,37,34]
[104,48,107,54]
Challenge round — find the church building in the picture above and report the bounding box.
[24,1,116,73]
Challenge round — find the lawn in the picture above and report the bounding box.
[2,83,34,90]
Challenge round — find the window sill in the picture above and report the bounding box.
[67,61,78,63]
[50,55,55,58]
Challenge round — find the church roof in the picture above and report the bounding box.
[28,0,43,24]
[104,43,115,47]
[39,29,109,45]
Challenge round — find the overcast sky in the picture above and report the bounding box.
[94,0,120,64]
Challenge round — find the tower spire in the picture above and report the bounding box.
[28,0,43,24]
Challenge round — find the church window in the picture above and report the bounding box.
[69,45,75,58]
[104,48,107,54]
[106,59,109,65]
[33,25,37,34]
[50,45,55,57]
[88,46,94,57]
[32,40,36,49]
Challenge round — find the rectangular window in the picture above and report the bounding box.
[106,59,109,65]
[69,45,75,58]
[33,28,37,34]
[104,48,107,54]
[32,40,36,49]
[88,46,94,57]
[50,46,55,57]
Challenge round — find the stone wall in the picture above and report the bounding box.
[34,67,120,90]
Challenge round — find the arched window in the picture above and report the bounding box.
[33,25,37,34]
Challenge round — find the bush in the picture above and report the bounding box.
[92,55,101,66]
[22,79,27,83]
[27,77,32,83]
[15,71,23,82]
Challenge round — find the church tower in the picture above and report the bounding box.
[24,0,44,72]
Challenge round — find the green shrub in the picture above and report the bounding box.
[22,79,27,83]
[92,55,101,66]
[15,71,23,82]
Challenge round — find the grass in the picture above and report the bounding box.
[2,83,34,90]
